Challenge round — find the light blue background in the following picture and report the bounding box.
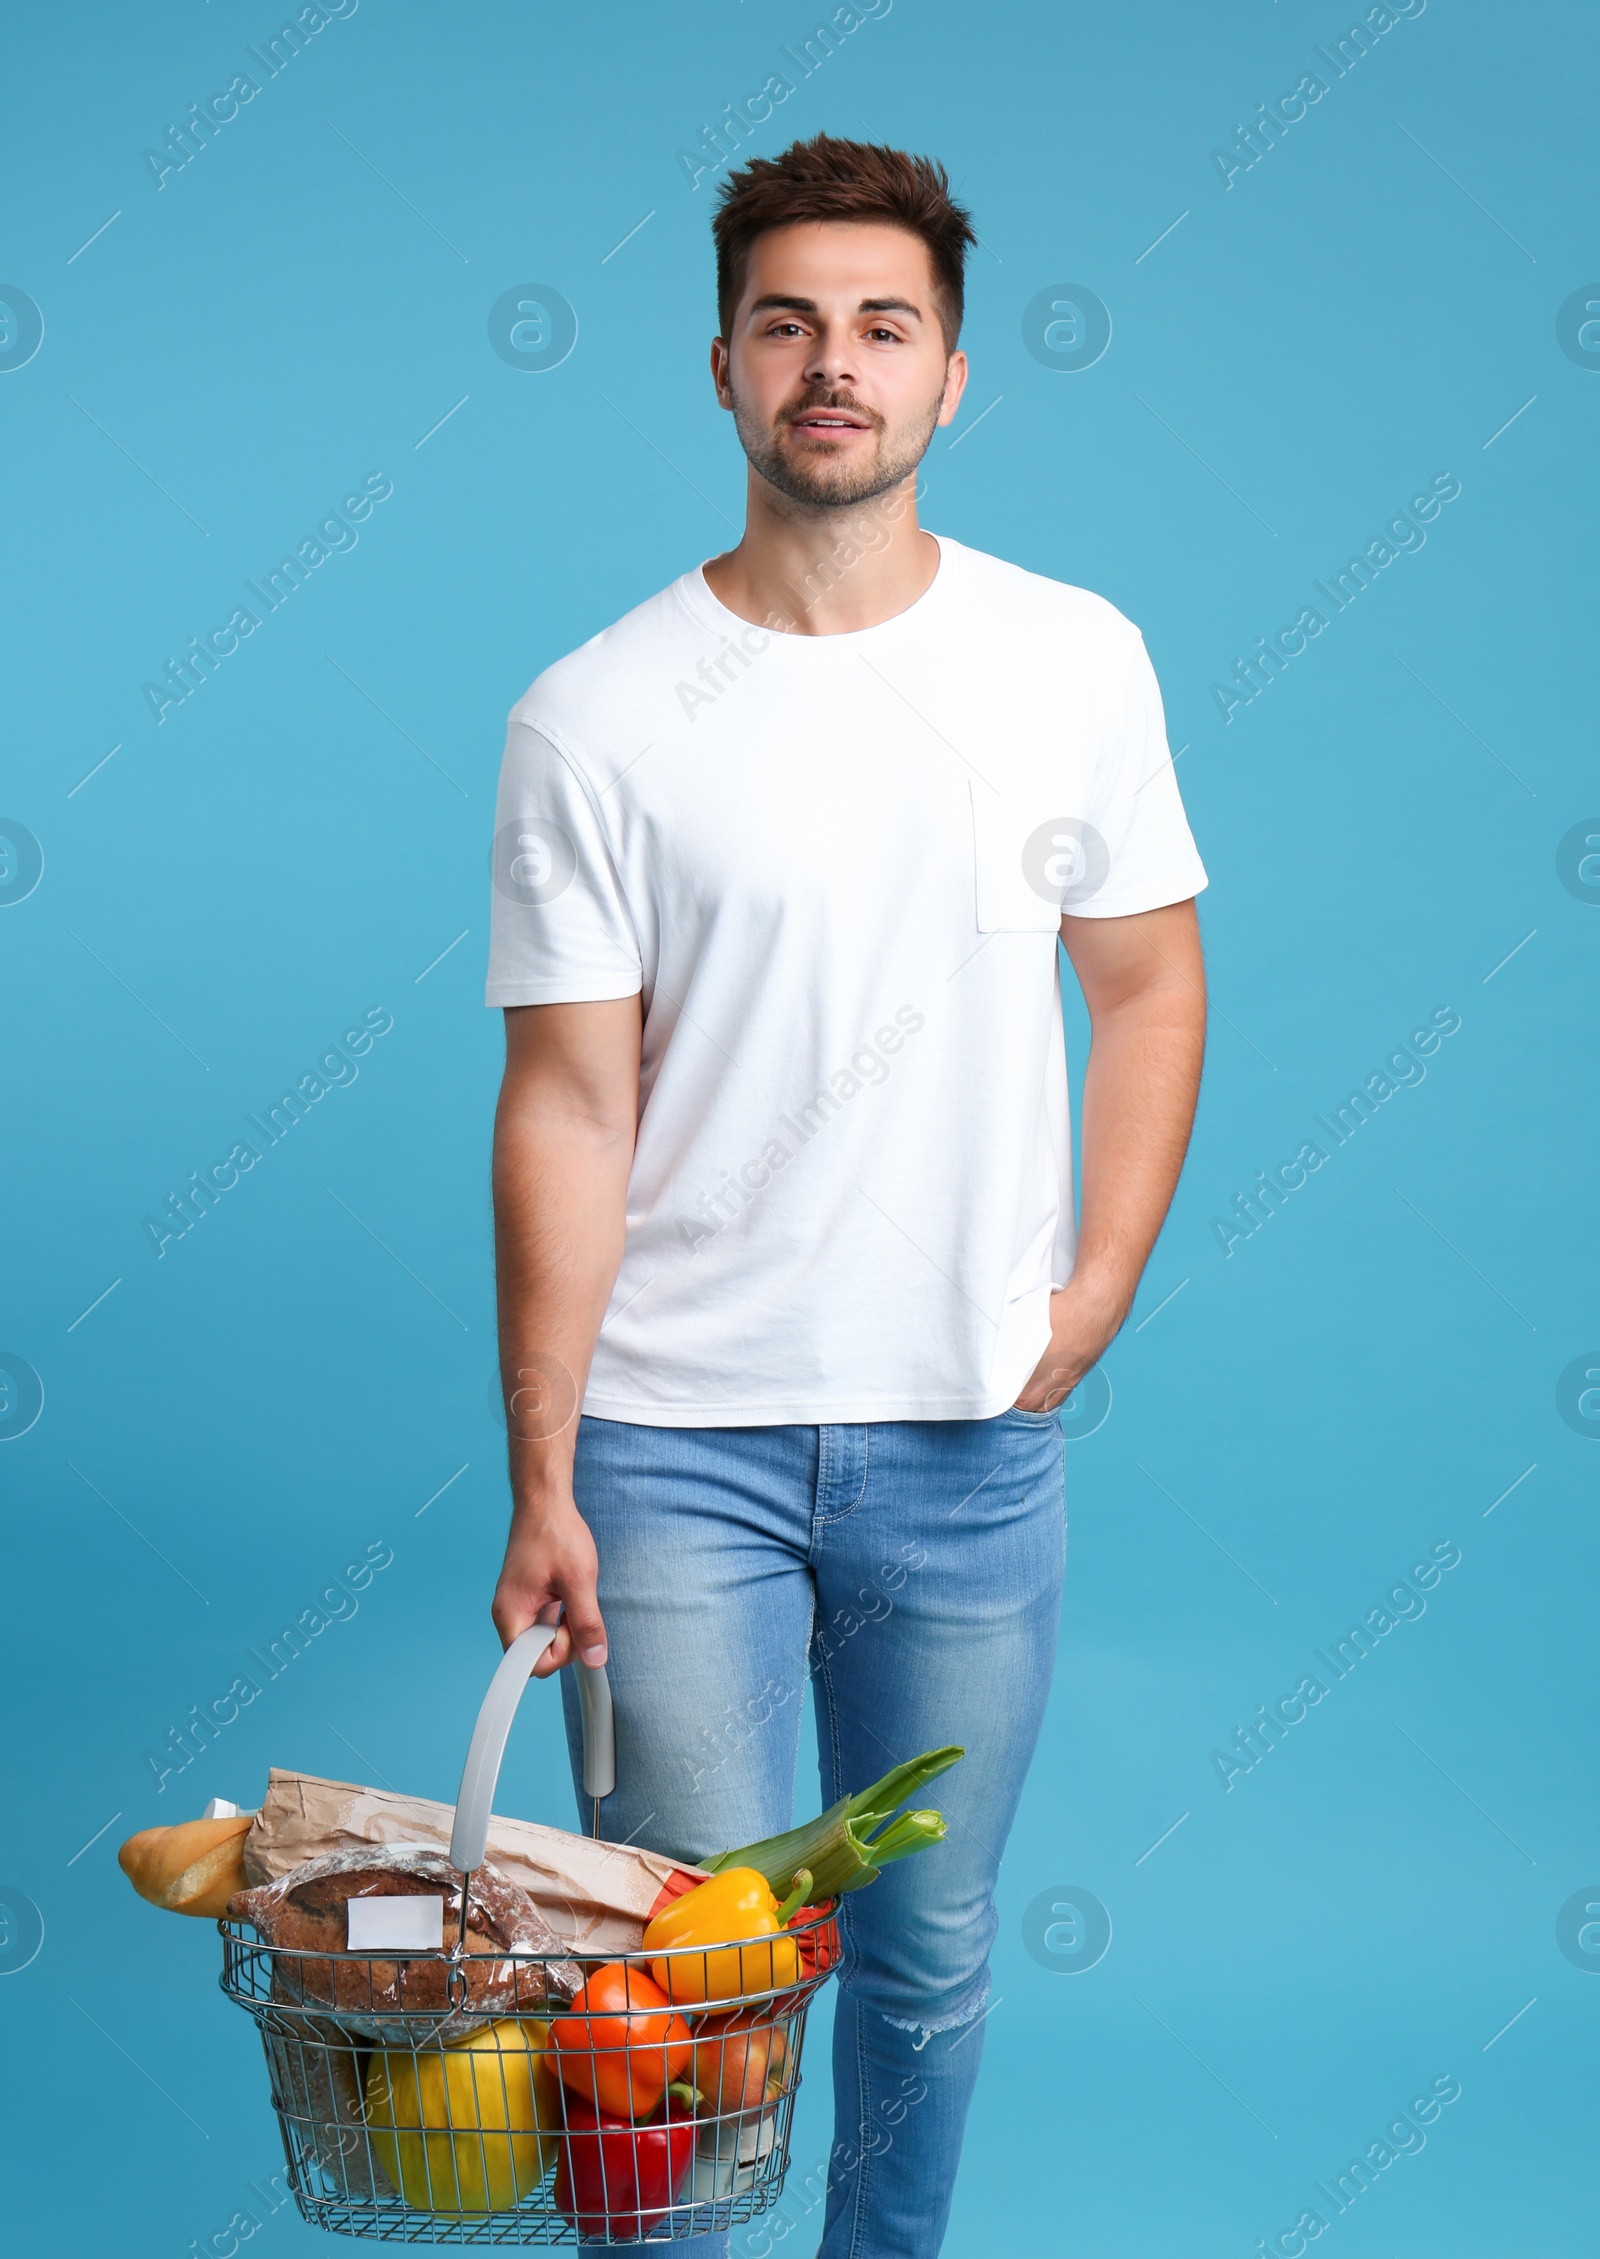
[2,2,1595,2252]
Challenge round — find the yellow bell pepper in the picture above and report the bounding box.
[364,2016,559,2213]
[642,1865,811,2006]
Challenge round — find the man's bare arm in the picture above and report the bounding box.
[1013,897,1207,1411]
[491,995,642,1672]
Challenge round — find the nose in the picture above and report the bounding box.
[802,323,858,392]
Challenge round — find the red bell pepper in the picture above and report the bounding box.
[794,1901,842,1981]
[644,1869,705,1921]
[553,2082,697,2239]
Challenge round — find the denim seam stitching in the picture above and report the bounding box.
[850,1980,873,2259]
[815,1422,871,1525]
[838,1673,875,2258]
[814,1420,832,1549]
[811,1615,871,2255]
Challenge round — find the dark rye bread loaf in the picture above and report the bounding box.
[229,1845,580,2040]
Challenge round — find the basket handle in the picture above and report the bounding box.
[448,1624,616,1873]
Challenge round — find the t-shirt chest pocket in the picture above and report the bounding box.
[969,781,1109,933]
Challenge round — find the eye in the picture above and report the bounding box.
[865,326,901,343]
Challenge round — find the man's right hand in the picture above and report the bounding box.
[491,1492,608,1675]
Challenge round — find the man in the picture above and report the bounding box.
[486,135,1207,2255]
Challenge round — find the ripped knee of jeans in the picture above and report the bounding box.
[874,1973,991,2053]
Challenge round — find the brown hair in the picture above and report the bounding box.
[712,133,975,353]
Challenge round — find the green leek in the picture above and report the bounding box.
[705,1745,964,1899]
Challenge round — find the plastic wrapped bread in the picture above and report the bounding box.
[228,1844,581,2041]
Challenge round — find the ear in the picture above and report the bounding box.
[710,336,734,409]
[936,348,969,428]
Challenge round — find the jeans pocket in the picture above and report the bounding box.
[1003,1404,1061,1426]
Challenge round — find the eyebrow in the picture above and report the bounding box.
[746,294,924,323]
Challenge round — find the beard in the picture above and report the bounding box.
[730,381,944,511]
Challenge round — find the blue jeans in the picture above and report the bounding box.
[559,1411,1067,2258]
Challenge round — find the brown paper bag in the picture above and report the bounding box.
[243,1771,703,1955]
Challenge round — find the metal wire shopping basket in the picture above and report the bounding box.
[220,1625,841,2243]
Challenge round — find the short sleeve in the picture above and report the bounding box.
[485,720,643,1006]
[1073,632,1208,918]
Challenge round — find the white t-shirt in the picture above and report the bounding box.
[486,534,1206,1425]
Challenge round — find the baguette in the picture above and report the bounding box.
[119,1814,254,1917]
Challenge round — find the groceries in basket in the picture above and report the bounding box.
[692,2004,788,2116]
[115,1618,964,2242]
[118,1808,253,1916]
[555,2081,701,2240]
[702,1743,963,1900]
[241,1762,700,1950]
[550,1963,693,2115]
[363,2016,561,2211]
[229,1843,582,2040]
[643,1865,814,2003]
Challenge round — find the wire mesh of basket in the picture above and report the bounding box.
[220,1909,842,2243]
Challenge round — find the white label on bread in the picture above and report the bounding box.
[347,1896,445,1951]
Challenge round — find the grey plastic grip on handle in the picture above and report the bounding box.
[575,1654,615,1805]
[448,1624,616,1873]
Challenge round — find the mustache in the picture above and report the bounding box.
[784,390,883,431]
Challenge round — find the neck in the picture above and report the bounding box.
[702,470,938,635]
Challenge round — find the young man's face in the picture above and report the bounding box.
[714,220,967,511]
